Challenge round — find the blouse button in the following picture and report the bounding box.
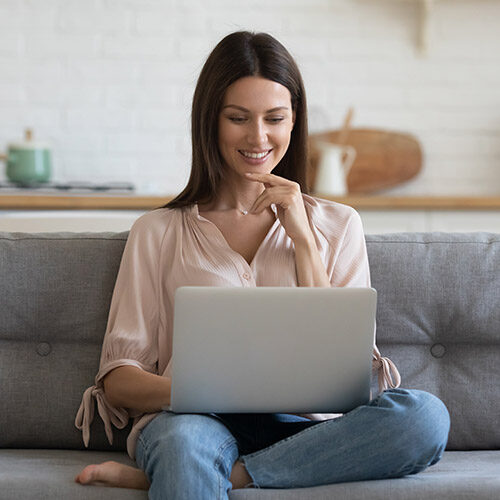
[242,272,250,280]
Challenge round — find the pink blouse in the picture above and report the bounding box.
[75,194,401,460]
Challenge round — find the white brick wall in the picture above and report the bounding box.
[0,0,498,195]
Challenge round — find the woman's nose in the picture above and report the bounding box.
[247,120,268,145]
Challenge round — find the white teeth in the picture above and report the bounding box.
[241,150,270,159]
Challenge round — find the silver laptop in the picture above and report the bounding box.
[168,286,376,414]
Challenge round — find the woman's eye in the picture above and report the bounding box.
[227,116,284,123]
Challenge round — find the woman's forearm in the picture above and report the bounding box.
[294,235,330,287]
[103,365,171,413]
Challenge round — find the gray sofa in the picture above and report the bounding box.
[0,230,499,499]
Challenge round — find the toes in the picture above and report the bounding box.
[75,461,144,489]
[76,465,98,485]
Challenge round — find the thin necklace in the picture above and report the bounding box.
[239,203,276,216]
[197,202,249,216]
[236,203,252,215]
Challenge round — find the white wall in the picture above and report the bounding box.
[0,0,499,196]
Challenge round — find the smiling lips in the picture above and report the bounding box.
[239,149,272,161]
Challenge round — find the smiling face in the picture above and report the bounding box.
[218,76,295,179]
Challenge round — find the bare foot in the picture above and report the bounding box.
[75,459,253,490]
[230,460,254,489]
[75,461,150,490]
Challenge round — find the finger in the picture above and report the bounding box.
[245,172,291,186]
[250,187,291,213]
[254,185,304,214]
[249,187,277,213]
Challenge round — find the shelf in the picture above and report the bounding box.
[316,195,500,210]
[0,193,168,210]
[1,193,500,211]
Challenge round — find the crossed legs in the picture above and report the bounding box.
[76,389,450,496]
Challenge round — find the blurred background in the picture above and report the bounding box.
[0,0,499,232]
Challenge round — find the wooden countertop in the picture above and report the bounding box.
[1,192,500,210]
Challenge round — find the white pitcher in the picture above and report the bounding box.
[314,141,356,196]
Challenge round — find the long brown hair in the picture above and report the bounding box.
[161,31,309,210]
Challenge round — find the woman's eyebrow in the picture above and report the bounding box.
[222,105,290,113]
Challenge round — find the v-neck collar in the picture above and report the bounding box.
[191,203,280,268]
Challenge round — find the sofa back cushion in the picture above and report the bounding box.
[366,232,499,450]
[0,232,131,451]
[0,231,498,451]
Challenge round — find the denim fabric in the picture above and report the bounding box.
[135,388,450,499]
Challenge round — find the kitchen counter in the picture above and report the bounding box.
[1,193,500,211]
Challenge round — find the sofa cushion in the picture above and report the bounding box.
[366,232,500,450]
[0,449,146,500]
[232,451,500,499]
[0,232,131,451]
[0,450,498,500]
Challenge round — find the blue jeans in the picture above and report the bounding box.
[135,388,450,499]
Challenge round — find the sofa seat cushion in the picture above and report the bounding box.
[231,451,500,499]
[0,449,146,500]
[0,450,498,499]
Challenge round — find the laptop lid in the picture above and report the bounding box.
[169,286,376,414]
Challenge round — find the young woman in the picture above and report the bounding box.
[75,31,450,498]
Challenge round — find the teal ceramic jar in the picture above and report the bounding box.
[2,129,52,184]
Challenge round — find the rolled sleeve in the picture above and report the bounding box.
[75,214,161,447]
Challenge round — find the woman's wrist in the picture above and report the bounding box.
[294,236,330,287]
[104,366,171,413]
[292,232,316,252]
